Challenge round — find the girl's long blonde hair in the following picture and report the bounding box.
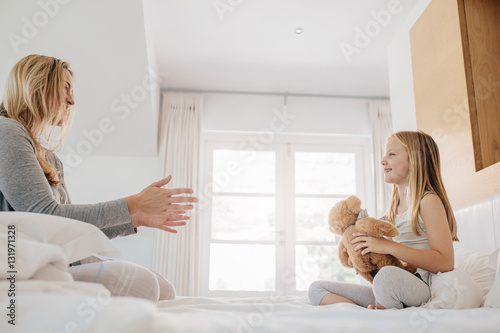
[0,54,74,187]
[387,131,458,241]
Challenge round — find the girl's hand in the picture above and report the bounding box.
[126,175,198,216]
[351,233,394,256]
[131,211,189,233]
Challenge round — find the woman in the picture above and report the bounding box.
[0,54,197,301]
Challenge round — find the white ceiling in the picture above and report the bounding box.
[145,0,421,98]
[0,0,421,158]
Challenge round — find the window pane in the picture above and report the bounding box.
[295,245,358,291]
[295,152,356,195]
[211,195,275,241]
[295,197,340,242]
[212,150,275,193]
[209,244,275,291]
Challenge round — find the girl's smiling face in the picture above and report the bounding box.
[381,137,410,187]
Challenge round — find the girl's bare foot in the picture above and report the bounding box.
[367,302,386,310]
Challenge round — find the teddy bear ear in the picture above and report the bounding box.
[345,195,362,213]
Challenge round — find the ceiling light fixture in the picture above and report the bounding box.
[295,27,303,35]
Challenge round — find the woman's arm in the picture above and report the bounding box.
[352,194,454,273]
[0,119,196,236]
[0,119,133,232]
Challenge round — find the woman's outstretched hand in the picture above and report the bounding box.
[126,175,198,229]
[130,211,189,232]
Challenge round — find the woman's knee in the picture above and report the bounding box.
[151,270,176,301]
[70,261,162,302]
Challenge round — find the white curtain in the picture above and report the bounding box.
[369,100,393,218]
[152,92,202,296]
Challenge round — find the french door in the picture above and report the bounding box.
[200,134,371,296]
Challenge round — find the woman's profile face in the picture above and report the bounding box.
[56,69,75,126]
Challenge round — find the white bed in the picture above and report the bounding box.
[1,204,500,333]
[153,296,500,333]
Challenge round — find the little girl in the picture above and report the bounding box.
[308,131,458,309]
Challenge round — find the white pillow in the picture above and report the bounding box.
[483,248,500,308]
[423,269,483,309]
[454,246,497,296]
[0,212,120,281]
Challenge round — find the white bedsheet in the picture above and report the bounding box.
[154,296,500,333]
[0,253,496,333]
[1,284,500,332]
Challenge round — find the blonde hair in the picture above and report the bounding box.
[0,54,74,187]
[386,131,458,241]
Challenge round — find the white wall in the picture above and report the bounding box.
[0,0,158,157]
[387,0,432,131]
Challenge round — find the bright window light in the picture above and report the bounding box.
[209,243,276,291]
[202,139,365,296]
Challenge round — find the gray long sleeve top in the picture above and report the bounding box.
[0,117,136,238]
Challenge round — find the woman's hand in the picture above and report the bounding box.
[351,233,394,256]
[131,211,189,233]
[126,175,198,216]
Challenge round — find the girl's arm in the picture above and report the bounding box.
[352,193,454,273]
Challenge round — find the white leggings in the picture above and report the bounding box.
[68,257,175,302]
[308,266,431,309]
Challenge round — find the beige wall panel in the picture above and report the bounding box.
[410,0,500,208]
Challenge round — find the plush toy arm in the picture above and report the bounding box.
[338,240,350,267]
[355,217,400,238]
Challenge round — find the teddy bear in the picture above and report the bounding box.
[328,195,416,283]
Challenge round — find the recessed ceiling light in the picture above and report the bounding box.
[295,27,303,35]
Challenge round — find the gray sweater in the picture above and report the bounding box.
[0,117,135,238]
